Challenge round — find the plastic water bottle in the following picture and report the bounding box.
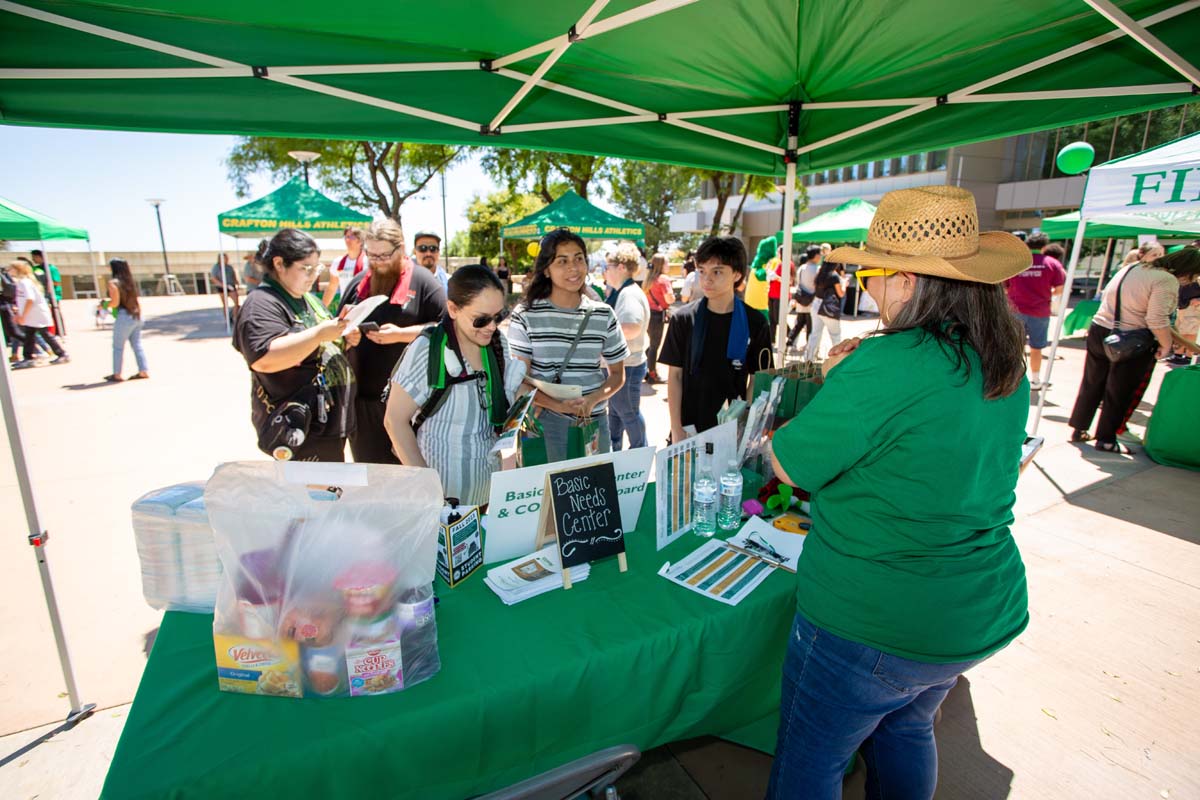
[718,460,743,532]
[693,443,718,537]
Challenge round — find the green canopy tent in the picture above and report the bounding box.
[499,189,645,267]
[0,194,95,332]
[214,177,371,330]
[2,0,1200,735]
[1040,208,1200,239]
[777,198,877,244]
[500,189,644,241]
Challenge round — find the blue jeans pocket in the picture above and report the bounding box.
[871,651,979,695]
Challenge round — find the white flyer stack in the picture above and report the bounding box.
[484,546,591,605]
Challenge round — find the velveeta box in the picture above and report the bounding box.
[346,639,404,697]
[214,635,302,698]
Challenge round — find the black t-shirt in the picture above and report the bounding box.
[232,285,355,440]
[658,300,774,432]
[339,267,447,401]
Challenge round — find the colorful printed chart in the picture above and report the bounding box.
[658,539,776,606]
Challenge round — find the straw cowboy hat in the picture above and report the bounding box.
[826,185,1028,284]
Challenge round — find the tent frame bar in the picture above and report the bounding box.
[1031,215,1089,434]
[1082,0,1200,85]
[0,0,1196,163]
[488,0,611,131]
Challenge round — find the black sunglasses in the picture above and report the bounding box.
[416,244,440,253]
[472,308,511,329]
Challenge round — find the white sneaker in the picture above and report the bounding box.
[1029,379,1043,391]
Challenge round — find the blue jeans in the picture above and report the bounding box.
[539,409,611,463]
[113,309,149,374]
[608,362,647,450]
[1015,312,1051,349]
[766,613,980,800]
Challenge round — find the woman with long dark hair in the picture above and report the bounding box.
[384,265,526,505]
[232,228,360,462]
[766,186,1030,798]
[104,258,149,381]
[643,253,675,383]
[803,259,846,360]
[1068,248,1200,452]
[508,228,628,462]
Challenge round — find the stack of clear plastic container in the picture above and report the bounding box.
[130,482,222,613]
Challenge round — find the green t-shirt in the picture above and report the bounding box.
[774,328,1029,663]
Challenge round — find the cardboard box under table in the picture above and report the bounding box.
[100,490,796,800]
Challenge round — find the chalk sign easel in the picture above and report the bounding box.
[534,462,627,589]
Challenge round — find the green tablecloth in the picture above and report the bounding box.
[101,489,794,799]
[1063,299,1101,336]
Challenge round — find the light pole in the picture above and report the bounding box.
[440,167,450,269]
[145,198,170,274]
[288,150,321,185]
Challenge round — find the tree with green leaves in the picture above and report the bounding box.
[445,230,470,258]
[466,189,545,270]
[480,149,606,201]
[226,137,463,224]
[694,171,782,237]
[607,161,700,253]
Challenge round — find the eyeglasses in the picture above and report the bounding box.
[855,268,897,292]
[415,244,440,253]
[366,246,398,262]
[293,262,326,276]
[472,309,510,329]
[743,533,786,564]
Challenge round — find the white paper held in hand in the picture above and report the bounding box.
[341,294,389,332]
[526,378,583,401]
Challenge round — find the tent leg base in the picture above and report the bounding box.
[64,703,96,729]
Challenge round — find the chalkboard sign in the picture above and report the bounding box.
[535,462,628,588]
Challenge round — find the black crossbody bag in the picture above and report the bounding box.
[1102,267,1157,363]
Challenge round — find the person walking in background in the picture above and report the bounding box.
[766,246,796,342]
[412,231,450,294]
[29,249,62,302]
[804,260,846,361]
[233,229,359,462]
[644,253,675,384]
[679,251,698,303]
[9,259,68,369]
[104,258,149,382]
[211,253,241,320]
[1068,248,1200,453]
[787,245,823,352]
[509,228,628,462]
[1,261,21,362]
[1005,232,1066,390]
[496,255,511,295]
[339,219,446,463]
[242,252,263,290]
[604,243,650,450]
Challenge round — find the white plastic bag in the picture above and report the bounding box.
[205,461,444,699]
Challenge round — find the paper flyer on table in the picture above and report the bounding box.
[657,539,776,606]
[341,294,388,332]
[526,378,583,401]
[726,515,806,571]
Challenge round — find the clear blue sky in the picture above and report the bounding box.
[0,126,494,253]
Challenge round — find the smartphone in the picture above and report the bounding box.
[358,322,380,333]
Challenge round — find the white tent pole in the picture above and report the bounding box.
[776,104,800,362]
[218,231,230,334]
[0,355,95,725]
[1082,0,1200,85]
[1031,214,1089,435]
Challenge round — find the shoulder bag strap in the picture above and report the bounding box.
[1112,265,1135,329]
[553,306,595,383]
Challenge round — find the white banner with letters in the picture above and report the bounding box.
[484,446,656,564]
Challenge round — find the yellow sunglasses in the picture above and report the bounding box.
[855,267,898,292]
